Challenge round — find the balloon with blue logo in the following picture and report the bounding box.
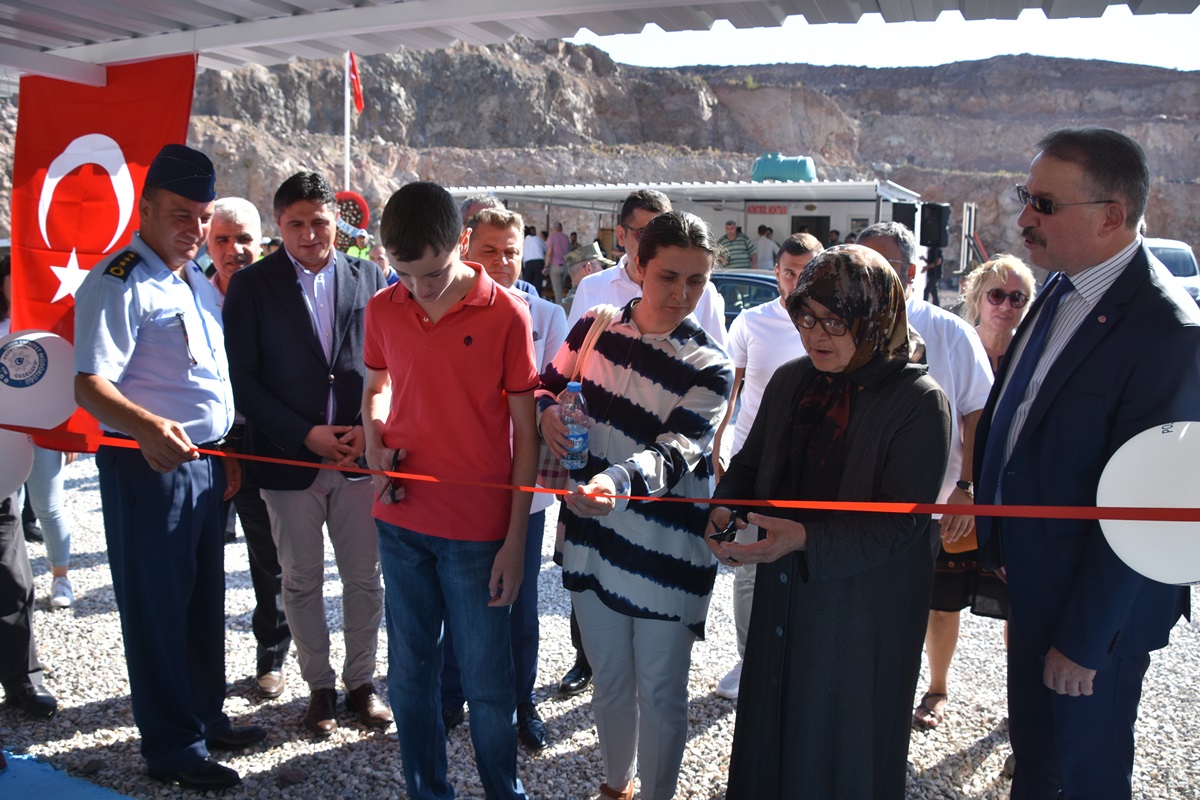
[0,330,77,497]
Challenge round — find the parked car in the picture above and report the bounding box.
[711,269,779,329]
[1146,237,1200,303]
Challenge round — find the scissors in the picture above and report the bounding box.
[708,511,742,544]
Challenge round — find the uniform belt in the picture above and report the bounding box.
[103,432,226,450]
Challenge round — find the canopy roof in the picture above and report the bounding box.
[3,0,1197,90]
[449,178,921,214]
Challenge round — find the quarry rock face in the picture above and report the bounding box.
[2,38,1197,267]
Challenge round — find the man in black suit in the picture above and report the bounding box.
[224,172,391,736]
[0,491,56,718]
[975,127,1200,799]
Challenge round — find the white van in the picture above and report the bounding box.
[1146,237,1200,303]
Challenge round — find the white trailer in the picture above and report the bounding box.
[449,178,923,254]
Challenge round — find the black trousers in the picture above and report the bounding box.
[230,479,292,675]
[0,492,43,696]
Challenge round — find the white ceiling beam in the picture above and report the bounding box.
[45,0,750,66]
[0,43,104,85]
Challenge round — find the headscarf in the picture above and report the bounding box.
[777,246,911,517]
[785,244,910,374]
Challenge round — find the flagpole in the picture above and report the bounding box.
[343,51,351,192]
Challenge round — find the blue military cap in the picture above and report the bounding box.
[144,144,216,203]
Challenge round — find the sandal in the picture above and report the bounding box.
[913,691,948,730]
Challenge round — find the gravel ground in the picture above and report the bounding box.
[3,454,1198,799]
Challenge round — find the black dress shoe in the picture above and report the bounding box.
[207,724,267,751]
[5,684,57,718]
[517,702,548,752]
[558,660,593,697]
[442,701,466,731]
[149,757,241,791]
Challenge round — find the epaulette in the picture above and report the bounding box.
[103,250,142,281]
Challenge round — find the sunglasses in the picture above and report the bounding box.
[986,288,1029,309]
[623,224,647,241]
[1015,184,1112,216]
[795,312,849,337]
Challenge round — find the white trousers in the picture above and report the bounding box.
[573,589,697,800]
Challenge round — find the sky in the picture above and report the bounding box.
[568,6,1200,71]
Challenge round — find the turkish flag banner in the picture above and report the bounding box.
[10,54,196,450]
[348,52,365,113]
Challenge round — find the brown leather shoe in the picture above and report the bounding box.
[302,688,338,736]
[255,671,286,700]
[599,782,634,800]
[345,683,393,729]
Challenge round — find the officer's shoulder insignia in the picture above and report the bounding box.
[103,250,142,281]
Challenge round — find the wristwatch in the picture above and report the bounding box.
[955,480,974,499]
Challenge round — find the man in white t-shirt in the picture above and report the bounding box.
[755,225,779,270]
[565,189,727,348]
[858,222,994,732]
[710,232,821,700]
[522,225,547,290]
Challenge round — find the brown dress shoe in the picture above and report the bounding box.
[255,671,286,700]
[345,683,393,729]
[599,782,634,800]
[303,688,338,736]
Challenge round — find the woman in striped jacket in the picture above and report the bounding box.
[539,211,734,800]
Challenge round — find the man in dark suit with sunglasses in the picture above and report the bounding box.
[975,127,1200,800]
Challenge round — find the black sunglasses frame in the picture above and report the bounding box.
[1015,184,1112,216]
[986,288,1030,309]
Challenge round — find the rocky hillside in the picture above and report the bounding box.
[2,37,1197,268]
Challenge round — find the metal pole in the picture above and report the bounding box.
[344,51,351,191]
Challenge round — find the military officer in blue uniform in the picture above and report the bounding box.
[73,144,267,792]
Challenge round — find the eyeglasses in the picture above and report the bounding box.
[795,312,849,337]
[986,288,1029,309]
[623,224,647,241]
[1015,185,1112,216]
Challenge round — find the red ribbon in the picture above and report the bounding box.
[6,422,1199,523]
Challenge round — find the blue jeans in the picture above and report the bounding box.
[24,445,71,568]
[375,521,527,800]
[442,509,545,707]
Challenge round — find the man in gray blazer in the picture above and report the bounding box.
[224,172,391,736]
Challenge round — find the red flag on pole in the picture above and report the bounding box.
[348,52,365,113]
[10,53,197,450]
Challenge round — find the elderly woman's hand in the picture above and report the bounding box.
[566,472,618,518]
[705,506,747,564]
[716,511,806,565]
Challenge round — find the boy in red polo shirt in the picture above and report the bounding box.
[362,181,538,800]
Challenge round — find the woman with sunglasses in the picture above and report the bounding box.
[708,244,951,800]
[913,254,1036,743]
[965,255,1038,372]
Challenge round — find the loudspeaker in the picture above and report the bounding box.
[920,203,951,248]
[892,202,917,233]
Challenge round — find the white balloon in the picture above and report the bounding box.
[1097,421,1200,586]
[0,429,34,499]
[0,330,77,430]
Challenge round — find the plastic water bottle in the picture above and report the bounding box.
[559,381,590,471]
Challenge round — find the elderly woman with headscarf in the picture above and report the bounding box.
[709,244,952,800]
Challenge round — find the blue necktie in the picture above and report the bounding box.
[978,273,1073,502]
